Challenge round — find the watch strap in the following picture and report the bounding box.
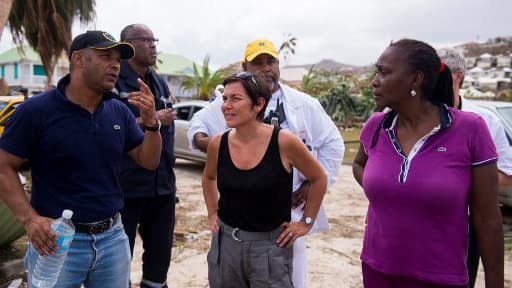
[300,215,314,225]
[144,119,161,132]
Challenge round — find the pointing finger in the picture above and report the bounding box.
[137,78,150,94]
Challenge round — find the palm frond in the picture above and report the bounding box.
[8,0,96,84]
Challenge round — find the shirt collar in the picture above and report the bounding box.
[57,74,115,102]
[381,104,453,131]
[119,61,140,88]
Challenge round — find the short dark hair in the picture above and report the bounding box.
[370,39,454,149]
[120,24,136,41]
[390,39,454,107]
[222,73,271,121]
[120,24,147,41]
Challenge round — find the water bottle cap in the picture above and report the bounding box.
[62,209,73,219]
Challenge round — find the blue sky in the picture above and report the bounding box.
[1,0,511,67]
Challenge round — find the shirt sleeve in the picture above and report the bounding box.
[306,98,345,188]
[0,102,38,159]
[470,115,499,166]
[123,106,144,152]
[485,113,512,175]
[187,110,211,151]
[187,97,226,151]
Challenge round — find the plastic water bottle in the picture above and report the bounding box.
[31,209,75,288]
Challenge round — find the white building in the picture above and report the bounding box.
[0,47,198,99]
[496,54,511,68]
[0,46,68,95]
[476,53,493,69]
[280,66,309,89]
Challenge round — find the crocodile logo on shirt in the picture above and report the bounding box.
[437,146,447,152]
[113,124,121,130]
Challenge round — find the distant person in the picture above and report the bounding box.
[20,87,28,100]
[169,90,178,104]
[0,30,162,287]
[202,72,328,288]
[0,78,8,95]
[353,39,504,287]
[188,38,345,287]
[438,47,512,288]
[44,84,56,91]
[114,23,177,288]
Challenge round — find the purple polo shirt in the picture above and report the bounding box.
[359,106,497,285]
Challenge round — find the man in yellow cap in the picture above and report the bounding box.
[189,38,344,288]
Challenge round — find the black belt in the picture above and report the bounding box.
[219,221,283,242]
[75,213,120,234]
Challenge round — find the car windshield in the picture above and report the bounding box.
[0,102,8,111]
[497,107,512,127]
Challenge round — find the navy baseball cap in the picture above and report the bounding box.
[69,30,135,59]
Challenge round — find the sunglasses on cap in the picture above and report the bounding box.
[235,71,260,91]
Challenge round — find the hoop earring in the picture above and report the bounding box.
[410,89,417,97]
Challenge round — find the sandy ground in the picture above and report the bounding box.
[130,160,512,288]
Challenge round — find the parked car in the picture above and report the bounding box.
[0,173,27,247]
[0,95,24,135]
[467,99,512,207]
[173,100,210,163]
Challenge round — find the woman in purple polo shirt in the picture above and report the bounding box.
[353,39,504,287]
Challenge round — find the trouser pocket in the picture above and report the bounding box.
[207,230,222,288]
[207,230,220,265]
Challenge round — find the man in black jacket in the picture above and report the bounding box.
[114,24,176,288]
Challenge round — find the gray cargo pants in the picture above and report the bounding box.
[207,220,294,288]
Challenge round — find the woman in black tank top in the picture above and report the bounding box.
[202,73,327,288]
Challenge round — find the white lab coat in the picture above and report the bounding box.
[187,94,227,143]
[461,96,512,175]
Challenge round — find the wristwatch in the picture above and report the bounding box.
[300,215,314,225]
[143,119,161,132]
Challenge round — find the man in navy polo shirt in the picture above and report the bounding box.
[114,24,177,288]
[0,30,162,287]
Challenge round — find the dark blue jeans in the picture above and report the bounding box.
[122,194,176,285]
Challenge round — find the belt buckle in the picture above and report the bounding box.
[88,222,108,234]
[231,228,242,242]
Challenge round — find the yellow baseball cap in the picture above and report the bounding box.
[243,39,279,63]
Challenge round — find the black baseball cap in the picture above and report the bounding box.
[69,30,135,59]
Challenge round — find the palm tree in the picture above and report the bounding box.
[279,33,297,64]
[302,66,318,95]
[7,0,95,85]
[354,70,377,120]
[318,75,358,128]
[0,0,13,38]
[181,55,225,100]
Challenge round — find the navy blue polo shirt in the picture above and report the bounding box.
[114,61,176,198]
[0,75,144,222]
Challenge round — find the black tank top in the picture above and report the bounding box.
[217,126,293,232]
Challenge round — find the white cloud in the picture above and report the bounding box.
[1,0,511,68]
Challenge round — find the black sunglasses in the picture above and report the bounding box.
[124,37,159,45]
[235,71,259,91]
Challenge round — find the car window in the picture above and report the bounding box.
[497,107,512,128]
[191,106,203,116]
[496,107,512,145]
[0,117,8,126]
[176,106,191,120]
